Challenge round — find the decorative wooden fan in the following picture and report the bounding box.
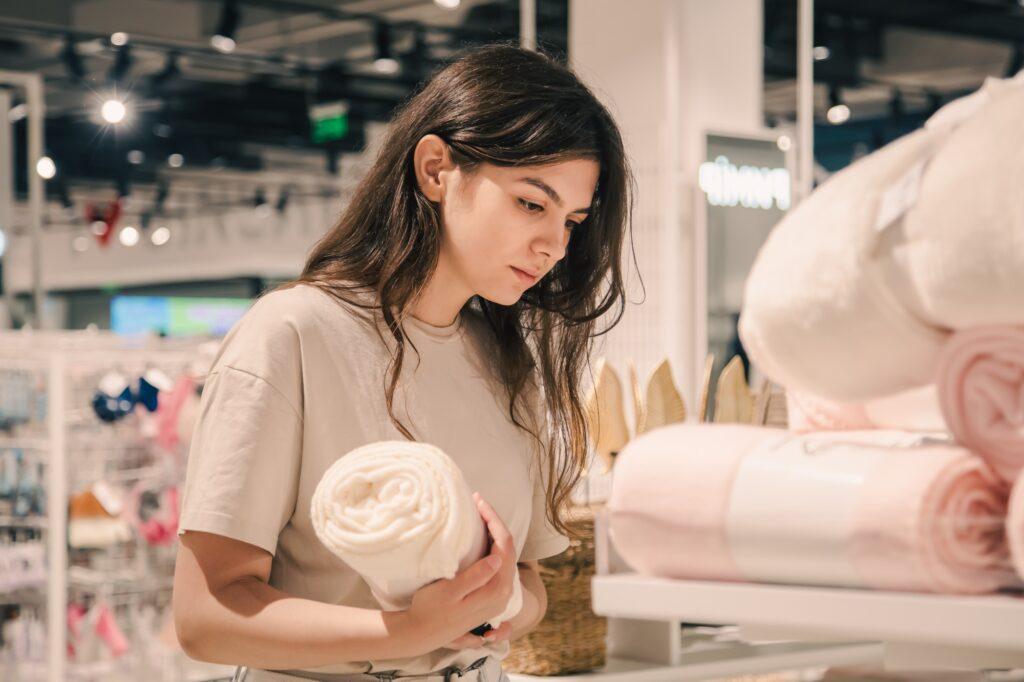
[583,357,631,473]
[713,356,755,424]
[640,359,687,435]
[698,354,715,422]
[626,359,647,436]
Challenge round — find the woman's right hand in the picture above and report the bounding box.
[400,493,517,653]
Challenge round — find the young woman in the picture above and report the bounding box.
[171,42,633,682]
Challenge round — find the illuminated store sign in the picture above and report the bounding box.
[699,155,791,211]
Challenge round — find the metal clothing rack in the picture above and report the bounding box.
[0,329,235,682]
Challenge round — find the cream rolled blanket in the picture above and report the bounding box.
[739,71,1024,403]
[311,441,522,627]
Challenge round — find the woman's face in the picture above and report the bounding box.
[416,135,600,307]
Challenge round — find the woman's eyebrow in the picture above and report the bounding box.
[518,177,591,214]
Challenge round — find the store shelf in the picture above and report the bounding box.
[591,573,1024,669]
[506,641,882,681]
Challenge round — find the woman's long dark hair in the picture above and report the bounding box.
[282,42,635,540]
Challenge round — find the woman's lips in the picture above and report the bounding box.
[511,266,538,285]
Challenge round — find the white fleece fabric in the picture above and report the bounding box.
[739,71,1024,402]
[311,440,522,627]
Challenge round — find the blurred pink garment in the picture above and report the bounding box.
[155,375,196,452]
[608,424,1013,594]
[94,605,129,658]
[936,326,1024,484]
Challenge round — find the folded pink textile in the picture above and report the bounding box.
[936,326,1024,484]
[787,384,947,434]
[608,424,1014,594]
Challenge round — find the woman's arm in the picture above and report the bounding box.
[173,530,421,669]
[508,560,548,640]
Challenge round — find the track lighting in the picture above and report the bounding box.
[108,44,132,88]
[212,0,240,54]
[374,22,399,74]
[826,85,849,125]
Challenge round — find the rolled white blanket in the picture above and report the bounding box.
[310,441,522,627]
[740,72,1024,403]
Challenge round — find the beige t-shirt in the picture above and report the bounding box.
[177,282,569,678]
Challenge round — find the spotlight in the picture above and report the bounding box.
[108,44,132,87]
[151,225,171,246]
[73,235,90,253]
[101,98,127,124]
[826,85,849,125]
[212,0,240,54]
[7,103,26,122]
[776,135,792,152]
[36,156,57,180]
[118,225,140,247]
[1006,43,1024,78]
[90,220,108,236]
[434,0,460,7]
[813,45,831,61]
[254,188,271,217]
[152,52,181,87]
[167,153,184,168]
[127,149,145,165]
[110,32,129,47]
[61,35,85,82]
[888,89,905,119]
[373,23,400,74]
[154,181,169,214]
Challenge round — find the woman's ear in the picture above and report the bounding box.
[413,134,454,203]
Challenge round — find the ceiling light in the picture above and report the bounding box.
[110,32,129,47]
[434,0,461,8]
[167,153,184,168]
[151,226,171,246]
[36,156,57,180]
[374,23,400,74]
[118,225,140,247]
[813,45,831,61]
[776,135,792,152]
[212,0,240,54]
[101,98,127,124]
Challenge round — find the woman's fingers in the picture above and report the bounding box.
[473,492,514,556]
[449,551,502,600]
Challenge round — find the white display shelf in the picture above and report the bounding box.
[506,641,882,681]
[591,573,1024,670]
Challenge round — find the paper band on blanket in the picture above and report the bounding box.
[724,431,930,587]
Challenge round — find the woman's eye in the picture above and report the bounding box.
[518,198,543,213]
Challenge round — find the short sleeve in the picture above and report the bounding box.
[519,468,570,562]
[177,366,303,556]
[518,375,570,562]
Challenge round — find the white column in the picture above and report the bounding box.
[569,0,763,415]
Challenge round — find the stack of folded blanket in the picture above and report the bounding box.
[608,72,1024,594]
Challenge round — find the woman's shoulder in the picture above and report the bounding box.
[209,282,380,382]
[248,281,380,335]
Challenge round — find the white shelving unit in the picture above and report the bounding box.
[0,330,231,682]
[582,506,1024,680]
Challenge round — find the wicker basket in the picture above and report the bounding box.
[504,504,606,676]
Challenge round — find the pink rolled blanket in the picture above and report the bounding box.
[608,424,1014,594]
[936,326,1024,484]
